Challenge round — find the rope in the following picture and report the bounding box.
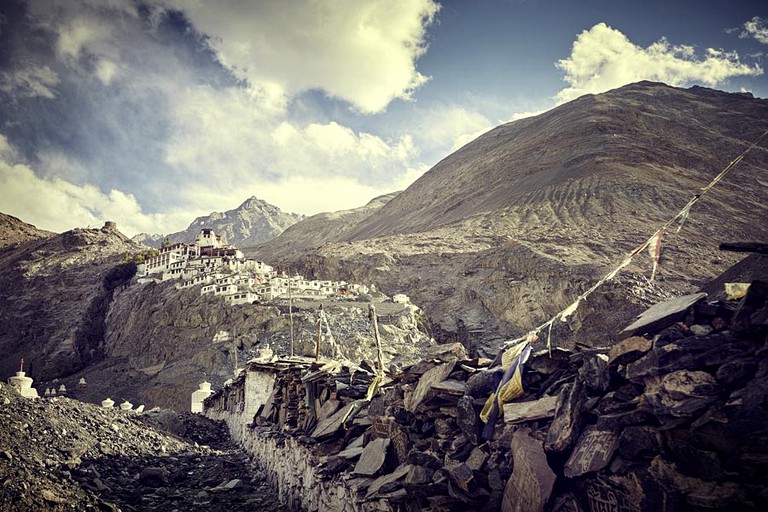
[502,129,768,353]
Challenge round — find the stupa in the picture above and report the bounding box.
[191,381,213,413]
[7,359,39,399]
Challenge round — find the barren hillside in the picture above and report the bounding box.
[252,82,768,353]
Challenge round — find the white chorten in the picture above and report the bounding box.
[7,359,39,399]
[58,384,67,395]
[120,400,133,411]
[101,398,115,408]
[191,381,213,413]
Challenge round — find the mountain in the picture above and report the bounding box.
[131,232,164,246]
[0,223,144,381]
[252,192,400,261]
[0,212,54,248]
[133,196,304,248]
[251,82,768,354]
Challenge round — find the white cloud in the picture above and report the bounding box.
[413,105,493,153]
[0,136,189,236]
[162,85,420,214]
[25,0,141,85]
[0,65,60,99]
[741,16,768,45]
[155,0,440,114]
[556,22,763,103]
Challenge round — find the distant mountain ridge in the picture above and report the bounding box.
[248,192,400,260]
[134,196,304,248]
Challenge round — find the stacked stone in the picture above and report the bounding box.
[201,278,768,511]
[497,280,768,512]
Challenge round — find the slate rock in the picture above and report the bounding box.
[465,368,503,398]
[669,443,726,481]
[138,467,169,488]
[502,428,556,512]
[405,361,455,412]
[445,463,475,493]
[618,426,662,460]
[619,293,707,339]
[545,379,585,454]
[731,280,768,333]
[365,464,412,499]
[609,336,652,367]
[354,437,390,476]
[563,427,619,478]
[579,351,610,394]
[715,359,758,388]
[641,370,722,418]
[596,410,654,430]
[456,395,480,444]
[503,395,558,425]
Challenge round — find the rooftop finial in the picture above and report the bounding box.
[19,358,24,373]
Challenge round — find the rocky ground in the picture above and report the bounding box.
[0,386,288,512]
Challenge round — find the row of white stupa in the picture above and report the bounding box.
[8,363,214,414]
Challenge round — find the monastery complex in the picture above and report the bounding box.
[137,228,369,305]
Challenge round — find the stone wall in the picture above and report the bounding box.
[204,376,368,512]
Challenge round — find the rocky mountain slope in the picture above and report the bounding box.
[250,82,768,354]
[0,212,54,248]
[0,216,433,411]
[134,196,304,247]
[254,192,399,261]
[0,223,143,382]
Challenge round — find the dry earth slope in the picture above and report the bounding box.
[251,81,768,354]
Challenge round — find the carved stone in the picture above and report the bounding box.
[564,427,619,478]
[502,428,556,512]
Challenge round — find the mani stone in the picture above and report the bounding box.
[405,361,455,412]
[545,380,585,454]
[619,292,707,340]
[503,395,558,425]
[457,395,480,444]
[641,370,721,418]
[583,478,640,512]
[353,437,390,476]
[609,336,652,367]
[365,464,413,499]
[311,402,356,439]
[564,427,620,478]
[502,428,556,512]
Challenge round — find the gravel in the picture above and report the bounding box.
[0,383,289,511]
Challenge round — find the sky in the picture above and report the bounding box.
[0,0,767,237]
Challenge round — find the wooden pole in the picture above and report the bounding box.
[233,327,238,377]
[288,270,294,357]
[315,304,323,361]
[369,304,384,376]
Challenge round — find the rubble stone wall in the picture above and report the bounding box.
[205,391,363,512]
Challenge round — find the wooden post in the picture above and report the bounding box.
[288,270,294,357]
[233,327,238,377]
[369,304,384,376]
[315,304,323,361]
